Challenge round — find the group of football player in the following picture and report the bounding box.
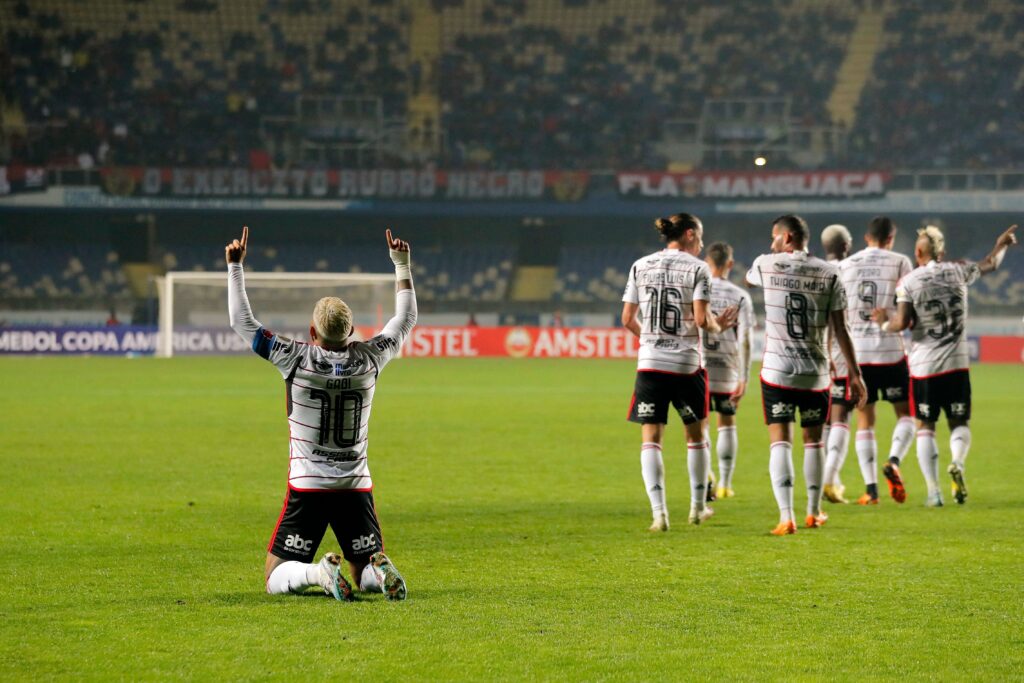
[622,213,1017,535]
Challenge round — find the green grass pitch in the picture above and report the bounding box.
[1,357,1022,680]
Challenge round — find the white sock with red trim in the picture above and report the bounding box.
[687,440,709,512]
[856,429,878,488]
[917,429,940,493]
[717,426,738,489]
[824,423,850,486]
[804,440,824,516]
[950,426,971,469]
[769,441,795,523]
[267,561,318,594]
[888,417,915,464]
[640,442,666,517]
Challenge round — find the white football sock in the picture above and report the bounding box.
[804,441,824,516]
[769,441,795,523]
[266,561,318,595]
[360,563,382,593]
[950,426,971,469]
[917,429,940,493]
[888,417,915,464]
[687,440,709,512]
[717,426,738,489]
[856,429,878,486]
[824,423,850,486]
[640,442,666,516]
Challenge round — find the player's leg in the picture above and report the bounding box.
[331,491,406,600]
[880,360,913,503]
[702,416,716,504]
[265,490,352,600]
[945,371,973,504]
[678,371,712,525]
[714,395,739,498]
[630,372,671,530]
[823,387,851,503]
[762,381,797,535]
[854,402,880,504]
[799,391,829,528]
[912,376,945,506]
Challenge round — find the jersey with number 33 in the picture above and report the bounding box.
[895,260,979,378]
[747,251,846,391]
[623,249,712,374]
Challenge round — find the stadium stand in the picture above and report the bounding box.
[5,0,1019,171]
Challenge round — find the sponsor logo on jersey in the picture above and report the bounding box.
[284,534,313,552]
[885,387,902,399]
[918,403,931,417]
[312,448,362,462]
[351,534,378,552]
[950,402,967,416]
[272,339,292,354]
[636,402,657,417]
[771,402,795,417]
[373,336,398,353]
[334,363,344,376]
[654,339,680,350]
[312,358,334,374]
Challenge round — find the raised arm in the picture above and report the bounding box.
[977,224,1017,274]
[378,229,417,344]
[225,226,262,339]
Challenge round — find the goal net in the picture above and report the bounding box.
[155,271,396,357]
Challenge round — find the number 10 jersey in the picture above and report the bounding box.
[623,249,712,374]
[747,251,846,391]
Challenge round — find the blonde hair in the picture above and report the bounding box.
[312,297,352,343]
[918,225,945,258]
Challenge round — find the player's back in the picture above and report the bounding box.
[704,277,754,392]
[624,249,711,374]
[897,260,979,377]
[839,247,913,365]
[747,251,845,390]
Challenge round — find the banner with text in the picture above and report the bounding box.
[100,168,590,202]
[0,165,47,196]
[617,171,888,200]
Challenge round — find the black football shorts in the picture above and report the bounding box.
[761,380,831,427]
[861,359,911,405]
[911,370,971,422]
[268,488,383,563]
[628,370,709,425]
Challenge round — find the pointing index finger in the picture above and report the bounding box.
[241,225,249,248]
[386,228,394,247]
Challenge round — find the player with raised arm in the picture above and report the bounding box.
[622,213,738,531]
[701,241,755,499]
[225,226,416,601]
[835,216,916,505]
[873,224,1017,506]
[747,215,866,535]
[819,224,854,505]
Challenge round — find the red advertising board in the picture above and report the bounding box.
[979,336,1024,363]
[353,326,640,358]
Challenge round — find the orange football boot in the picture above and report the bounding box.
[770,520,797,536]
[856,493,879,505]
[883,463,907,503]
[804,512,829,528]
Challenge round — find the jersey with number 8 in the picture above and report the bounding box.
[746,251,846,390]
[623,249,712,374]
[895,260,980,377]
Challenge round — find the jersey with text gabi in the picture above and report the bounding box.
[895,260,980,378]
[251,328,403,491]
[703,277,755,393]
[747,251,846,391]
[623,249,711,374]
[838,246,913,366]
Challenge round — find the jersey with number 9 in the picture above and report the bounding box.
[623,249,712,374]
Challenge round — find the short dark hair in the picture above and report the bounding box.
[654,213,701,243]
[706,241,733,269]
[772,214,809,245]
[867,215,896,243]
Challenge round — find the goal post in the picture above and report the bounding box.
[155,271,396,358]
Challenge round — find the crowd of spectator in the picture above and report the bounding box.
[1,0,1020,171]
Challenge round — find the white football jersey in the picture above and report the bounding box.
[228,263,415,491]
[746,251,846,391]
[896,260,980,378]
[838,247,913,365]
[826,258,850,379]
[704,277,755,393]
[623,249,711,374]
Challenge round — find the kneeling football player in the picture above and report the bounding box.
[225,226,416,600]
